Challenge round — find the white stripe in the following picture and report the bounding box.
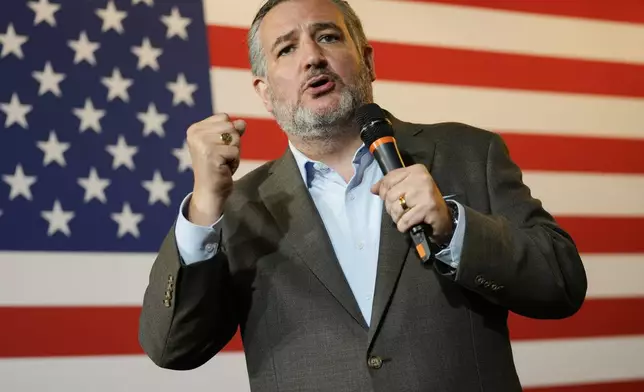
[513,335,644,387]
[211,67,644,140]
[2,336,644,389]
[1,252,642,305]
[582,254,644,299]
[0,353,250,392]
[204,0,644,65]
[0,252,154,306]
[234,160,644,217]
[521,171,644,216]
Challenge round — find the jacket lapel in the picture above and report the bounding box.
[258,151,369,329]
[368,118,437,345]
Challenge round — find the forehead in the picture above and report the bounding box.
[259,0,347,44]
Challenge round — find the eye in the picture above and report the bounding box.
[319,34,339,43]
[278,45,295,57]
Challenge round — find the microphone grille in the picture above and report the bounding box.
[355,103,393,147]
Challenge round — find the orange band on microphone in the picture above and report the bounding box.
[369,136,395,154]
[416,244,427,259]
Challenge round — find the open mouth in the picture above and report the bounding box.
[305,75,335,96]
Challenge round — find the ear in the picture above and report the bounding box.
[363,45,376,81]
[253,76,274,113]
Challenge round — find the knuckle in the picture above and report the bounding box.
[212,113,230,122]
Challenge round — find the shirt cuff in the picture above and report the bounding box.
[434,200,466,269]
[174,192,223,265]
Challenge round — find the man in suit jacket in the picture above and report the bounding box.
[139,0,588,391]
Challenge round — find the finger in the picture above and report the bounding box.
[206,113,230,123]
[380,167,409,190]
[215,145,240,163]
[201,122,242,147]
[396,206,426,233]
[389,194,411,224]
[232,119,247,136]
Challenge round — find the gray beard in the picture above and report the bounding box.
[269,68,372,143]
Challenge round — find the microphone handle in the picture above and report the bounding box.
[372,142,433,263]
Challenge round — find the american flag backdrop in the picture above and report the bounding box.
[1,0,643,391]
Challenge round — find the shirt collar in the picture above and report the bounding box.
[288,141,373,188]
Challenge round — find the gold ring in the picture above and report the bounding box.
[220,132,233,145]
[399,195,409,211]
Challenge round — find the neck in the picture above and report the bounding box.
[290,130,364,183]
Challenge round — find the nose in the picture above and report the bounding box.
[300,38,328,71]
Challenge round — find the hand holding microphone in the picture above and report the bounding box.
[355,104,455,261]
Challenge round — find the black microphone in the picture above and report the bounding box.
[355,103,432,262]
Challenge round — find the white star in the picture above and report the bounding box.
[27,0,61,27]
[101,68,133,102]
[68,31,100,66]
[72,98,105,133]
[1,93,32,129]
[37,130,69,167]
[132,0,153,5]
[142,170,174,206]
[96,0,127,34]
[106,135,138,170]
[111,202,144,238]
[161,7,191,40]
[0,24,28,59]
[2,164,37,201]
[131,37,162,71]
[172,141,192,172]
[77,167,110,203]
[41,200,74,236]
[167,73,197,106]
[32,61,66,97]
[137,103,168,137]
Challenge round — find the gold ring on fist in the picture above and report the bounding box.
[220,132,233,145]
[399,195,409,211]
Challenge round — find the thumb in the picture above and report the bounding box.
[233,119,247,136]
[370,180,381,194]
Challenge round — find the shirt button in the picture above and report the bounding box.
[366,294,372,301]
[348,193,355,201]
[357,241,365,250]
[205,243,215,253]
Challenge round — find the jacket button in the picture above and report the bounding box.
[367,356,383,369]
[475,275,485,286]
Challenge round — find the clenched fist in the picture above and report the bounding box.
[186,113,246,226]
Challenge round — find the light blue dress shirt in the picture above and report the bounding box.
[174,143,467,326]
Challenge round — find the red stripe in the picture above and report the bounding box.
[501,133,644,174]
[524,379,644,392]
[0,306,242,358]
[509,298,644,340]
[410,0,644,25]
[557,217,644,254]
[1,297,642,357]
[237,117,644,175]
[208,25,644,98]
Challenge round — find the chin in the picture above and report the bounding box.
[307,94,342,113]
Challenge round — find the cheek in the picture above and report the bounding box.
[269,76,299,101]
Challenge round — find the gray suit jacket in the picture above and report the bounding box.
[139,117,587,392]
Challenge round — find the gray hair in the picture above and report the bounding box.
[247,0,369,77]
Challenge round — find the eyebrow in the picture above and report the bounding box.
[270,22,343,54]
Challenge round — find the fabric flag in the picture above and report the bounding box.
[1,0,643,391]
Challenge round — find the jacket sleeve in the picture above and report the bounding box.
[441,132,588,319]
[138,223,239,370]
